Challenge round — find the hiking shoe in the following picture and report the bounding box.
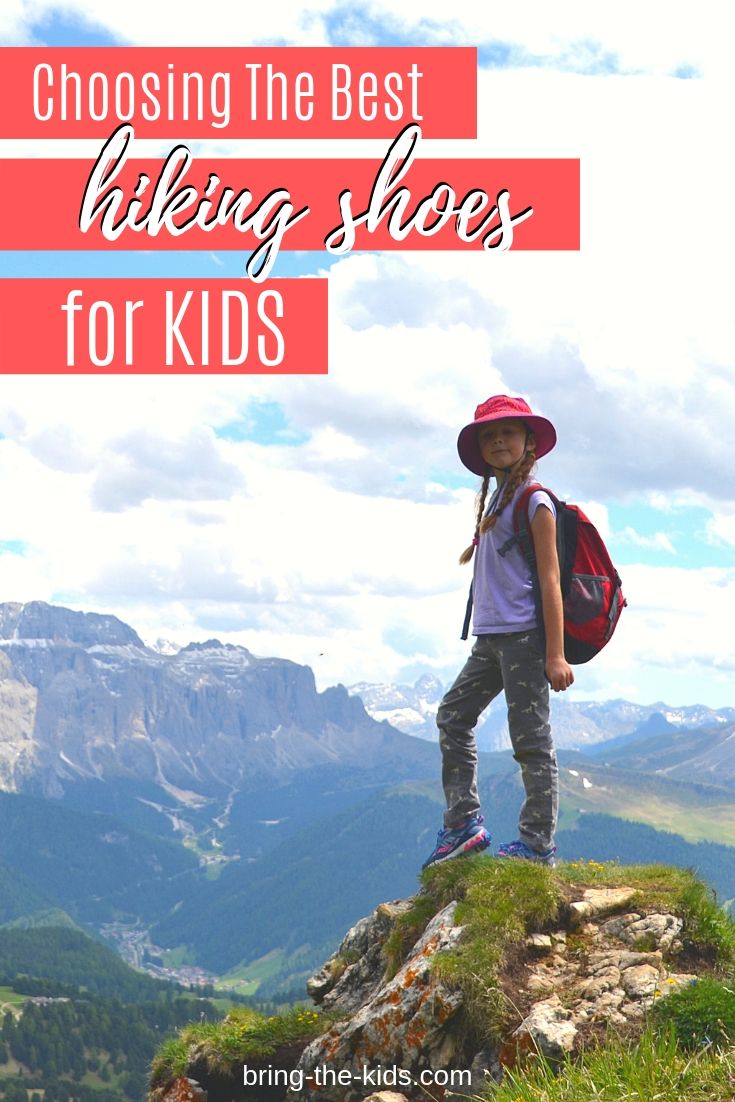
[422,814,491,869]
[496,839,557,867]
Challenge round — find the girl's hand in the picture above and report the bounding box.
[546,655,575,692]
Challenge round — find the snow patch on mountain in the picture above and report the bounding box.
[349,680,735,753]
[148,638,183,656]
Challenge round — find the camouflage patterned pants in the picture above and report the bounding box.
[437,630,558,852]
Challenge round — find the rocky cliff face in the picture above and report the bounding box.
[0,601,432,800]
[0,600,144,647]
[150,861,727,1102]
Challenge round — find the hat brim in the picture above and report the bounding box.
[457,413,557,476]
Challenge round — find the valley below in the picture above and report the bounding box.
[0,601,734,1100]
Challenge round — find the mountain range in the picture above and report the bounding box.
[0,600,433,804]
[1,599,734,1000]
[349,672,735,751]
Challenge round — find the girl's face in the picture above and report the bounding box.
[477,418,529,471]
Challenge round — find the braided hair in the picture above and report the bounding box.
[459,432,538,565]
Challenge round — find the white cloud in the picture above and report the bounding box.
[89,427,244,511]
[376,2,731,79]
[619,528,677,555]
[3,0,731,81]
[604,563,735,669]
[577,502,609,541]
[706,513,735,550]
[0,6,733,708]
[0,0,334,46]
[565,562,735,707]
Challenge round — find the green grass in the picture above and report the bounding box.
[0,986,27,1010]
[483,1027,735,1101]
[559,857,697,904]
[202,995,240,1014]
[160,945,196,968]
[676,879,735,972]
[558,767,735,846]
[651,976,735,1049]
[150,1005,328,1084]
[216,949,286,995]
[383,892,440,977]
[557,860,735,972]
[416,857,561,1043]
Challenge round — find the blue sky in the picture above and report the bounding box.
[0,249,333,279]
[1,1,733,709]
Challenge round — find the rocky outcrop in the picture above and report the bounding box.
[568,886,638,927]
[304,887,697,1100]
[505,906,694,1061]
[152,871,720,1102]
[296,902,465,1100]
[306,901,415,1014]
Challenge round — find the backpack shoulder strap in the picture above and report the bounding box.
[498,481,551,560]
[460,581,473,641]
[515,484,571,599]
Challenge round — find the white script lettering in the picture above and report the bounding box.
[78,124,309,281]
[324,124,534,253]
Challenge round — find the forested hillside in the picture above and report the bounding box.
[1,990,219,1101]
[0,928,220,1102]
[0,929,172,1003]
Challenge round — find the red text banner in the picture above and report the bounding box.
[0,145,580,270]
[0,47,476,139]
[0,279,328,374]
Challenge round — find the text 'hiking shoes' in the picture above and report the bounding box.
[496,839,557,867]
[422,814,491,869]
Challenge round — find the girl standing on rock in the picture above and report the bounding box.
[423,395,573,869]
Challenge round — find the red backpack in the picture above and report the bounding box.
[462,484,626,664]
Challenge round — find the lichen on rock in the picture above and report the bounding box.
[292,903,465,1101]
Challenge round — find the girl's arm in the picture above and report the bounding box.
[529,505,575,692]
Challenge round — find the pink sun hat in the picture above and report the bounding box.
[457,394,557,476]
